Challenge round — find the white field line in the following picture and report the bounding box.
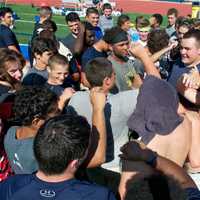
[16,19,67,27]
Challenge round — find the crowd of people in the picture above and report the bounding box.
[0,3,200,199]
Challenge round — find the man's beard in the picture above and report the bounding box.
[114,52,129,62]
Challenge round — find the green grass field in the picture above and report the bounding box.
[1,4,168,44]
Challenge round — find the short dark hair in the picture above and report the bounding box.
[147,29,169,54]
[102,3,112,11]
[152,14,163,26]
[85,57,113,87]
[34,114,90,175]
[137,18,150,29]
[83,21,94,31]
[86,7,99,16]
[48,54,69,70]
[177,18,192,30]
[103,26,127,44]
[13,86,58,126]
[32,37,57,56]
[41,19,57,32]
[0,7,13,17]
[183,29,200,46]
[193,18,200,30]
[125,173,187,200]
[65,12,80,23]
[167,8,178,17]
[117,14,130,27]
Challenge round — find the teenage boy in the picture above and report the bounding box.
[149,13,163,29]
[166,8,178,37]
[46,54,75,108]
[0,91,116,200]
[31,6,52,41]
[62,12,81,53]
[23,37,57,86]
[99,3,113,33]
[86,7,103,40]
[0,7,20,53]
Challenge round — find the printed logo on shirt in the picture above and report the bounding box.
[124,70,135,88]
[40,189,56,198]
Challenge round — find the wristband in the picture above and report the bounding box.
[146,151,158,168]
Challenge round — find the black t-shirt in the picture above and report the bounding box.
[0,24,20,51]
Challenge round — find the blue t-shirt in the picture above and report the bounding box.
[0,174,116,200]
[0,24,20,51]
[45,83,64,97]
[94,26,103,40]
[185,187,200,200]
[168,62,200,88]
[81,46,107,71]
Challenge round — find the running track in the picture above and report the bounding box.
[7,0,192,16]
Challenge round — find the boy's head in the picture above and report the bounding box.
[32,37,57,67]
[13,86,59,128]
[167,8,178,27]
[48,54,69,85]
[41,19,57,33]
[147,29,169,54]
[137,18,150,42]
[86,7,99,27]
[117,14,131,32]
[65,12,81,35]
[83,21,96,47]
[181,29,200,65]
[34,114,90,175]
[150,14,163,28]
[0,7,13,27]
[102,3,112,18]
[39,6,52,22]
[85,57,115,91]
[176,18,192,40]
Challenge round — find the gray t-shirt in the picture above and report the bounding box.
[24,66,48,80]
[99,15,113,33]
[4,126,38,174]
[108,56,142,93]
[67,89,139,170]
[22,66,48,86]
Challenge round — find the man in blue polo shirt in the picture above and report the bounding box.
[0,90,116,200]
[0,7,20,53]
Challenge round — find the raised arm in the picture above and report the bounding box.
[129,43,161,79]
[85,87,107,168]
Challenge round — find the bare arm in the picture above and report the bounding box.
[58,88,75,110]
[132,74,143,88]
[151,46,170,63]
[150,41,178,63]
[86,87,106,168]
[129,43,161,79]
